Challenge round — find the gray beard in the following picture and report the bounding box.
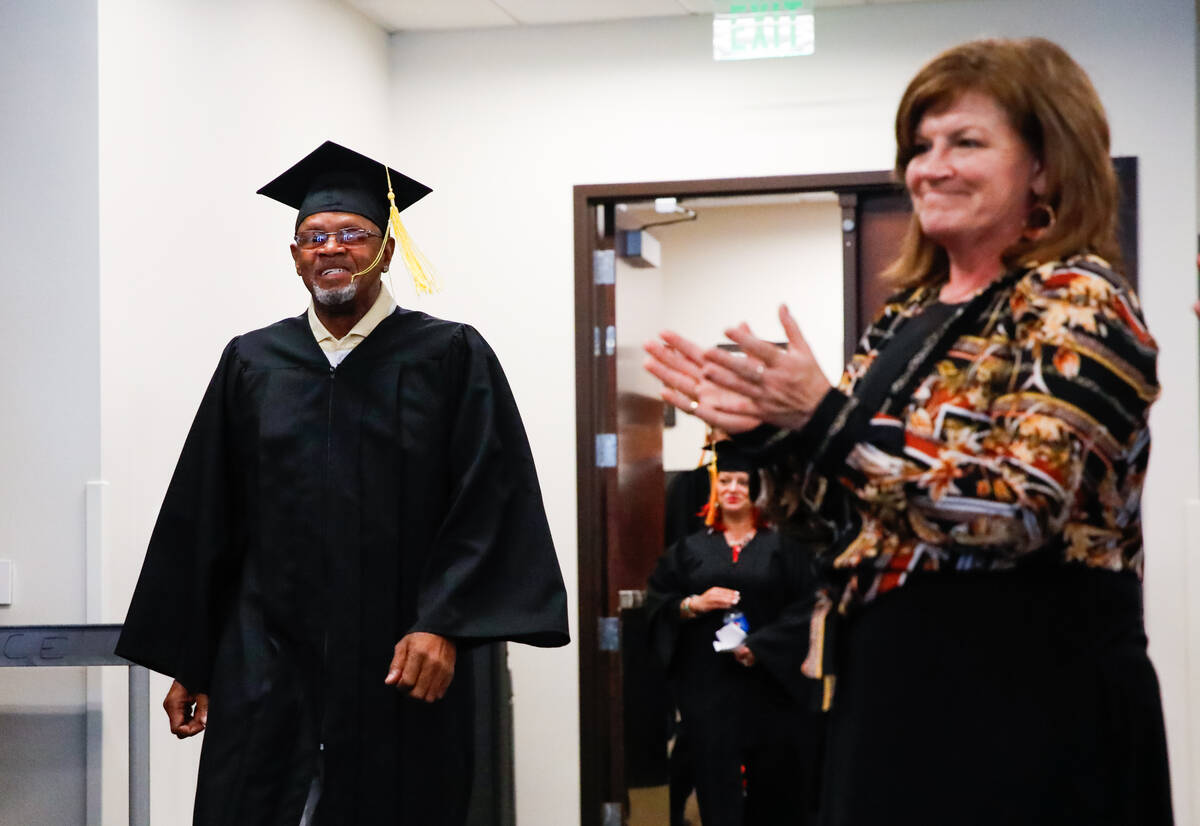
[312,279,358,307]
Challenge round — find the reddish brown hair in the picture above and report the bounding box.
[886,38,1121,287]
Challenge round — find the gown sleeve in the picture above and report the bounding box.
[643,536,690,672]
[115,339,246,693]
[742,536,819,704]
[406,326,569,648]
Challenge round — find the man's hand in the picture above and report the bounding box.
[384,632,456,702]
[164,679,208,739]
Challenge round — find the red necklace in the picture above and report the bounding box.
[725,529,755,563]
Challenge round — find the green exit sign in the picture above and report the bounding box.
[713,2,815,61]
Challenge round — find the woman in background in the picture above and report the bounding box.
[646,37,1172,825]
[646,442,820,826]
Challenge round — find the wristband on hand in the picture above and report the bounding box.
[681,595,697,619]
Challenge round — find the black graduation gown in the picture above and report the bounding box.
[115,307,569,826]
[646,529,822,826]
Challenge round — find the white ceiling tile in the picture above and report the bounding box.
[344,0,967,32]
[493,0,696,25]
[344,0,518,32]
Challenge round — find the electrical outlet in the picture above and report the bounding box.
[0,560,11,605]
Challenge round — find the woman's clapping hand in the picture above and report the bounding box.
[644,304,832,433]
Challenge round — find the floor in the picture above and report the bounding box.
[627,785,701,826]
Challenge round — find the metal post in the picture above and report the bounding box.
[128,665,150,826]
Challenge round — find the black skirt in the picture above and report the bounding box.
[820,565,1173,826]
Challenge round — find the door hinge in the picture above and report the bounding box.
[593,325,616,357]
[595,433,617,468]
[618,589,646,610]
[601,801,622,826]
[593,249,615,285]
[597,617,620,652]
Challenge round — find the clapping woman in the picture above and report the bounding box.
[646,38,1171,826]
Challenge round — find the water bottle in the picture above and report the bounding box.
[723,610,750,634]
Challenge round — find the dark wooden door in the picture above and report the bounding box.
[840,187,910,360]
[612,256,671,824]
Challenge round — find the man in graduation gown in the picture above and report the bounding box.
[116,141,570,826]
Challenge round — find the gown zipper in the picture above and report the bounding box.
[320,365,335,753]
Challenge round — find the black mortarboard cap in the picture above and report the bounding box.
[701,439,760,525]
[257,141,440,295]
[256,140,431,232]
[713,440,757,473]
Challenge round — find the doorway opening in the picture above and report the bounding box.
[572,169,907,826]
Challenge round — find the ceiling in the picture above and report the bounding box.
[344,0,945,33]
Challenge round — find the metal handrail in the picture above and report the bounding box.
[0,624,148,826]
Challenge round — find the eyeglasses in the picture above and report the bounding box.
[293,227,382,249]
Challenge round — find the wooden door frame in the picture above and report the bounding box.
[573,169,899,826]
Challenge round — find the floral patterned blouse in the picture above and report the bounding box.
[745,255,1158,616]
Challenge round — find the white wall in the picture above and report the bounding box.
[2,0,1194,824]
[97,0,391,822]
[386,2,1198,823]
[0,0,99,823]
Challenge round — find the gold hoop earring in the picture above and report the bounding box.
[1024,202,1056,241]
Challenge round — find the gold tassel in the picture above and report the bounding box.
[822,675,836,712]
[385,167,440,296]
